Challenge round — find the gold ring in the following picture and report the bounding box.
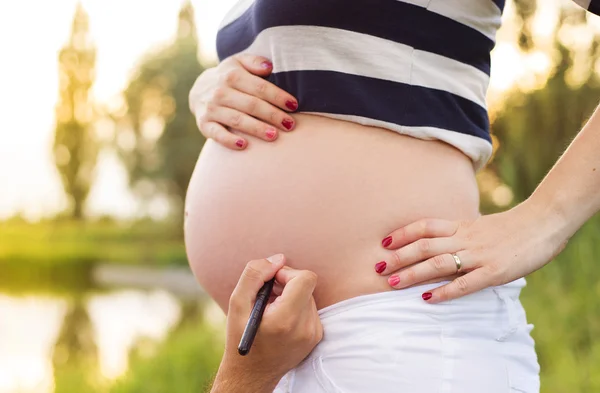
[452,253,462,272]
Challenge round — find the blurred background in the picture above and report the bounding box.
[0,0,598,392]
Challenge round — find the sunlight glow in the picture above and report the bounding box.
[0,0,590,220]
[489,43,524,92]
[0,296,67,393]
[0,290,184,391]
[87,290,181,379]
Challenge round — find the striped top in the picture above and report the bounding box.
[216,0,600,170]
[574,0,600,14]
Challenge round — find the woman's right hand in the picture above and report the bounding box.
[189,54,299,150]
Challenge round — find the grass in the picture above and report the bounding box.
[108,319,223,393]
[0,219,188,267]
[50,308,224,393]
[0,219,189,294]
[521,217,600,393]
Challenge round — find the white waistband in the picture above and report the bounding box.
[317,277,527,321]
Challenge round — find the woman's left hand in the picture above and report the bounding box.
[375,201,568,303]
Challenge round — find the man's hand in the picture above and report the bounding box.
[211,254,323,393]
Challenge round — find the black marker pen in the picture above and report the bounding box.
[237,277,275,356]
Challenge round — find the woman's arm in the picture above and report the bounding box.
[372,104,600,303]
[527,107,600,244]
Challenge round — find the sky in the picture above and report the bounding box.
[0,0,582,221]
[0,0,238,221]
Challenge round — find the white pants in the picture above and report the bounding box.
[274,278,539,393]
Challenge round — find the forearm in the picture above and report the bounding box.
[526,103,600,241]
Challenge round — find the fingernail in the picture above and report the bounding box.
[282,118,294,130]
[235,139,245,148]
[375,261,387,274]
[267,254,284,264]
[285,100,298,111]
[261,60,273,69]
[382,236,393,248]
[388,275,400,286]
[266,128,277,139]
[422,292,433,301]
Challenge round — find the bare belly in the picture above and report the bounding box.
[184,114,480,312]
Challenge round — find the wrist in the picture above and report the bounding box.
[211,355,282,393]
[520,194,572,245]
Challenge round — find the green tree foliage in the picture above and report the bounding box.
[523,221,600,393]
[53,2,98,220]
[118,1,206,216]
[513,0,538,51]
[491,8,600,203]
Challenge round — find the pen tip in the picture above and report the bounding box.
[238,347,250,356]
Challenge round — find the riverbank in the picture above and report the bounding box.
[0,219,187,266]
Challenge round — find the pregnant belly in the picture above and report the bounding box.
[184,114,480,312]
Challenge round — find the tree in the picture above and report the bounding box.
[483,2,600,209]
[53,2,98,220]
[52,297,98,393]
[117,1,206,218]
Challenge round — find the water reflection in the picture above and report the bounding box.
[87,289,181,379]
[0,288,185,393]
[0,295,67,393]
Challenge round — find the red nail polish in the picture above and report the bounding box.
[261,61,273,69]
[382,236,393,248]
[285,100,298,111]
[375,261,387,274]
[422,292,433,301]
[235,139,245,148]
[282,118,294,130]
[389,276,400,286]
[266,128,277,139]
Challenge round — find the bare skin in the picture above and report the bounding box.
[186,56,478,312]
[187,52,600,308]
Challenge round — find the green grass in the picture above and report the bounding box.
[0,219,187,267]
[108,319,223,393]
[49,310,224,393]
[521,217,600,393]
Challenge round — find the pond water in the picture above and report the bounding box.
[0,265,223,393]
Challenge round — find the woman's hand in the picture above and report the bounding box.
[189,54,298,150]
[212,254,322,393]
[374,201,569,303]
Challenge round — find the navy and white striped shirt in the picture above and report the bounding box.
[216,0,599,169]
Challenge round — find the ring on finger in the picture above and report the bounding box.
[451,253,462,273]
